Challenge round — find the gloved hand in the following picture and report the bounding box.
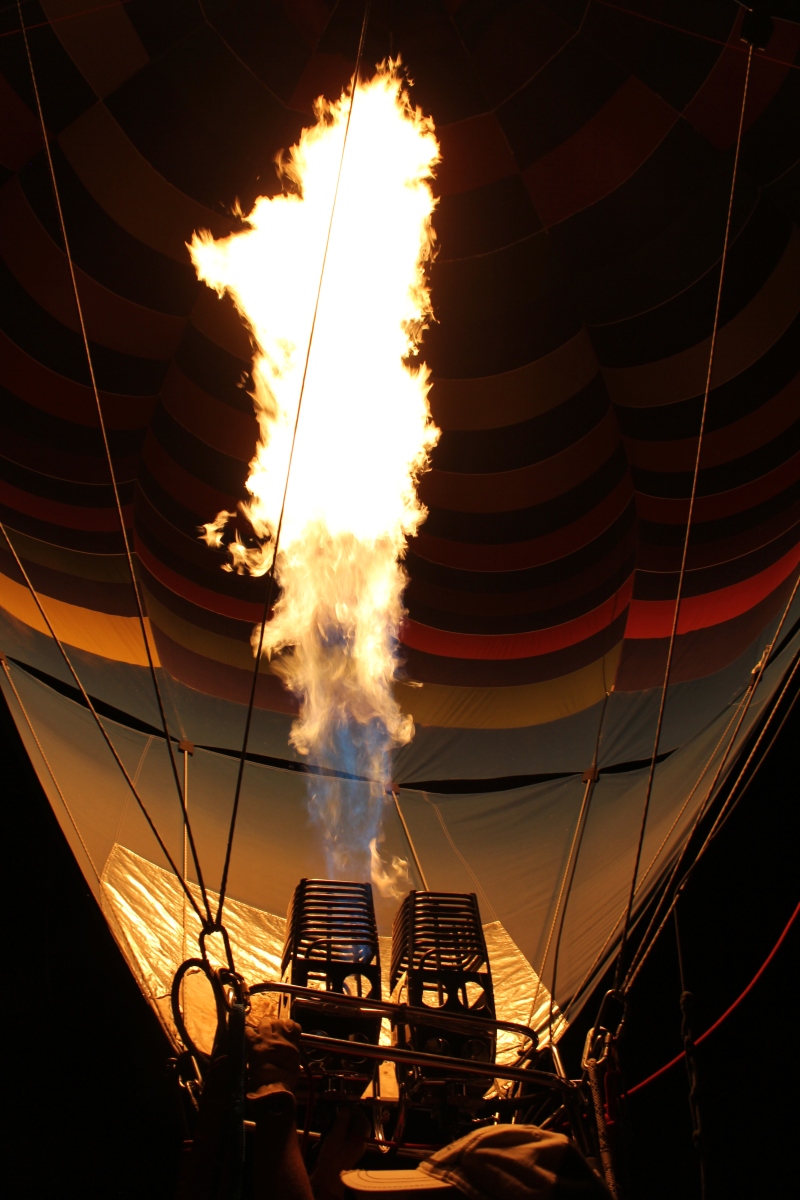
[245,1016,302,1114]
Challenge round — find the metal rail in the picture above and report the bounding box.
[296,1032,574,1091]
[250,980,538,1045]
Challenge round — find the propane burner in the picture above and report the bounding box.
[280,878,382,1051]
[390,891,496,1069]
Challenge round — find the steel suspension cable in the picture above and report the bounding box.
[561,574,800,1024]
[0,523,209,928]
[15,0,213,926]
[546,694,611,1044]
[1,651,101,884]
[624,647,799,994]
[214,0,373,928]
[613,44,754,991]
[527,693,608,1038]
[623,570,800,986]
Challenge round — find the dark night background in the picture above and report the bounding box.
[3,668,797,1199]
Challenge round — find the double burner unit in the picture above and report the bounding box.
[281,877,495,1031]
[279,878,502,1139]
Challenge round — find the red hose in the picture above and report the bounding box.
[626,899,800,1097]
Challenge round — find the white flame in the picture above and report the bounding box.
[190,64,439,892]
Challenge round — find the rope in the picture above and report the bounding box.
[614,43,754,990]
[1,652,101,885]
[15,1,213,925]
[627,897,800,1098]
[214,0,373,928]
[624,647,799,993]
[0,523,209,928]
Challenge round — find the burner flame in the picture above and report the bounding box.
[190,64,439,894]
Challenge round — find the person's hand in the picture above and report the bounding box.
[246,1016,302,1107]
[310,1105,370,1200]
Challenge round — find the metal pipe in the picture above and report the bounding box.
[250,980,537,1044]
[297,1032,573,1091]
[391,788,429,890]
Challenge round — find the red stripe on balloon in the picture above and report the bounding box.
[625,541,800,638]
[0,478,130,531]
[401,574,633,659]
[135,537,266,624]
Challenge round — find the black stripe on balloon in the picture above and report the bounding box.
[406,499,636,591]
[614,312,800,442]
[549,120,716,278]
[0,384,144,459]
[641,478,800,548]
[105,35,299,213]
[452,0,576,110]
[0,260,168,395]
[436,175,542,262]
[136,461,225,542]
[124,0,203,60]
[150,403,249,497]
[385,8,487,127]
[0,424,140,488]
[400,611,628,688]
[139,563,257,641]
[431,374,608,474]
[740,68,800,188]
[639,499,800,576]
[0,543,139,616]
[0,2,95,134]
[632,522,800,601]
[0,454,133,509]
[175,326,254,414]
[589,201,793,367]
[425,231,581,377]
[0,503,126,554]
[410,525,633,624]
[580,1,729,111]
[496,33,626,169]
[201,0,313,103]
[574,155,760,326]
[422,443,628,544]
[405,556,635,636]
[633,417,800,499]
[18,146,198,316]
[134,491,269,605]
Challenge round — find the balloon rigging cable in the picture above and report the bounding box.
[1,651,101,885]
[0,530,209,927]
[621,570,800,991]
[613,41,756,994]
[14,1,214,927]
